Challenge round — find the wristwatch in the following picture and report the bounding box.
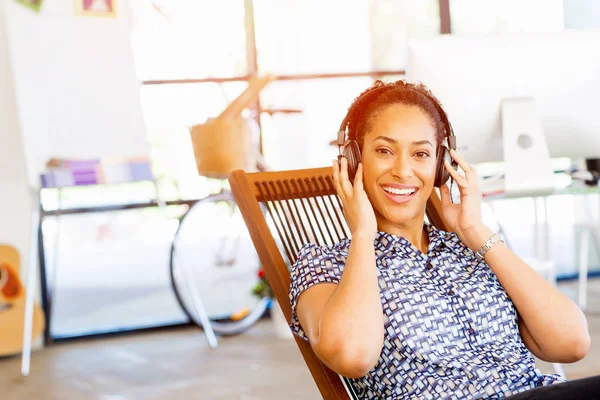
[474,233,504,261]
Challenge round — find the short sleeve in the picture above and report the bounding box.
[288,242,346,341]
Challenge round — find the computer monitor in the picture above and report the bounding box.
[406,29,600,195]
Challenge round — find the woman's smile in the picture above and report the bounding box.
[380,183,419,204]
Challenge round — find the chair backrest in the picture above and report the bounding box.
[229,166,450,400]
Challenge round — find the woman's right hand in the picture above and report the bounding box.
[332,158,377,240]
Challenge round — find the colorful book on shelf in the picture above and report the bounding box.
[40,157,153,188]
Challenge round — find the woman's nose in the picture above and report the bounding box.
[391,156,414,180]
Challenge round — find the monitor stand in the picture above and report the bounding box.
[501,97,555,196]
[585,158,600,186]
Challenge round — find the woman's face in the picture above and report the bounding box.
[361,103,439,230]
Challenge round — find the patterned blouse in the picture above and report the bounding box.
[289,223,564,399]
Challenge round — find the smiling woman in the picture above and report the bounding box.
[361,104,441,241]
[288,79,594,399]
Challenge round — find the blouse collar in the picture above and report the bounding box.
[373,223,450,257]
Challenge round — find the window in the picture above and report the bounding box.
[132,0,441,187]
[563,0,600,29]
[130,0,247,80]
[254,0,372,74]
[450,0,564,34]
[252,0,440,170]
[369,0,440,70]
[254,0,440,74]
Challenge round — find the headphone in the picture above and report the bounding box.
[337,80,458,188]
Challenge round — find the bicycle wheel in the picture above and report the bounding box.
[170,190,270,336]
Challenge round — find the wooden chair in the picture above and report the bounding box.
[229,166,450,399]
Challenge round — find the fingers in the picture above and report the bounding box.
[444,159,468,188]
[353,163,364,191]
[449,149,476,182]
[338,157,354,196]
[332,158,353,199]
[332,160,344,199]
[439,183,451,207]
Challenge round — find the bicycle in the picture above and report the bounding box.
[169,105,301,345]
[169,181,269,337]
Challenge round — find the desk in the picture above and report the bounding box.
[481,182,600,299]
[22,178,223,376]
[34,183,200,345]
[479,182,600,379]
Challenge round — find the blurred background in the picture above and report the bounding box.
[1,0,600,399]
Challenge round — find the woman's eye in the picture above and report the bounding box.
[415,151,430,158]
[376,148,392,155]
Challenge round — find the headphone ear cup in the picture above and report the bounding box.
[434,147,452,188]
[344,140,362,182]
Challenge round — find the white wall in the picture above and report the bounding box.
[4,0,149,187]
[0,1,32,272]
[1,0,150,284]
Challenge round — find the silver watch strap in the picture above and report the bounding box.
[475,233,503,260]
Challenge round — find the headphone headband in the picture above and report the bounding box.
[337,81,456,152]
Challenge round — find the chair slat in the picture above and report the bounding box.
[282,180,311,245]
[255,182,296,263]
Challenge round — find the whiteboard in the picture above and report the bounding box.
[5,3,150,187]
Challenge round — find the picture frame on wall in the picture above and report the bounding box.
[74,0,116,18]
[15,0,44,12]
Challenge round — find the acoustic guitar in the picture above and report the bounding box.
[0,244,45,356]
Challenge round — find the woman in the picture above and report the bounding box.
[288,80,593,399]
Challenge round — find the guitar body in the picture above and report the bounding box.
[0,245,45,356]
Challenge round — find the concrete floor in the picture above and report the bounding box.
[2,279,600,400]
[2,320,319,400]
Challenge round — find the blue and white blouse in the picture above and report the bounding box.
[289,223,564,399]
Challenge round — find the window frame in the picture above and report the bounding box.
[139,0,452,154]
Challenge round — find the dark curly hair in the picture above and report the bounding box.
[345,80,448,154]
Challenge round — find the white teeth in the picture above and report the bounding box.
[383,186,416,196]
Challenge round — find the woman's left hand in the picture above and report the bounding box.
[439,149,490,251]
